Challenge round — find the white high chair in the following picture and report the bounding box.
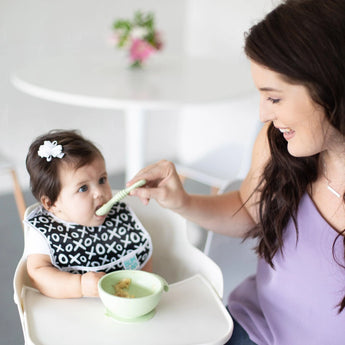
[14,195,233,345]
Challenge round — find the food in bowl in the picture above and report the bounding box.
[98,270,169,321]
[114,278,134,298]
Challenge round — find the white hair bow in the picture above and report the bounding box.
[38,140,65,162]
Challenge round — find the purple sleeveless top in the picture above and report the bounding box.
[228,193,345,345]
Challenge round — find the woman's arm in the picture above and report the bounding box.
[27,254,105,298]
[128,123,270,238]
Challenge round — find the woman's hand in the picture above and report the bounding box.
[127,160,189,211]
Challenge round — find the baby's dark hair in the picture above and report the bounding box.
[26,130,104,205]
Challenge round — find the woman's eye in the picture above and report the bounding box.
[78,185,88,193]
[267,97,281,104]
[99,177,107,185]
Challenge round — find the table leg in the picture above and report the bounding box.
[124,107,146,182]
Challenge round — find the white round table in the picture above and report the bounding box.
[11,55,253,180]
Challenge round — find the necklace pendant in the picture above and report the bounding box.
[327,184,341,198]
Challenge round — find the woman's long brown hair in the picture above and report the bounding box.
[244,0,345,312]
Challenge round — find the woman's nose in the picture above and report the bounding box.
[260,110,275,123]
[259,100,276,123]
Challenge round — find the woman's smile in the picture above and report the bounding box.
[278,127,295,141]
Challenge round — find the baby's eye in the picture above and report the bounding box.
[99,176,107,185]
[267,97,281,104]
[78,185,88,193]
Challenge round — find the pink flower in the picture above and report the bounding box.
[129,38,156,64]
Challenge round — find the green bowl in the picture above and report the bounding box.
[98,270,169,322]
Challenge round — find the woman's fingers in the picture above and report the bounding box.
[127,160,175,188]
[130,185,165,206]
[127,160,186,209]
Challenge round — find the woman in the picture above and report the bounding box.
[128,0,345,344]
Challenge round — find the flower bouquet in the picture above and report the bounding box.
[111,11,163,68]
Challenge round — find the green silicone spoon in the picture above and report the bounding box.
[96,179,146,216]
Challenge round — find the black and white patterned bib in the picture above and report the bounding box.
[24,202,152,274]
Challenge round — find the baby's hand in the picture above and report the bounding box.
[81,271,106,297]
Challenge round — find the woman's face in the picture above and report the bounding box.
[250,60,336,157]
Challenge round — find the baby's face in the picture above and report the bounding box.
[50,157,113,226]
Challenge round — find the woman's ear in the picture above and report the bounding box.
[40,195,52,211]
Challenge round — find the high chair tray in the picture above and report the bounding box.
[22,274,233,345]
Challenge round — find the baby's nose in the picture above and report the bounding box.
[93,187,103,199]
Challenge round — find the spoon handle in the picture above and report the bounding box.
[96,179,146,216]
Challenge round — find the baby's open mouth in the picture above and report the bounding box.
[95,205,105,214]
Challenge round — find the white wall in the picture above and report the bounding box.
[0,0,187,193]
[177,0,276,174]
[185,0,278,60]
[0,0,276,194]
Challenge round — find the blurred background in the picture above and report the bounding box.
[1,0,277,343]
[0,0,277,193]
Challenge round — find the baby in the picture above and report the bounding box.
[24,130,152,298]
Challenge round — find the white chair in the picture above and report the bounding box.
[0,152,26,223]
[14,195,230,345]
[176,93,262,253]
[176,93,261,194]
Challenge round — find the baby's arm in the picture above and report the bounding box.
[141,257,153,272]
[27,254,105,298]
